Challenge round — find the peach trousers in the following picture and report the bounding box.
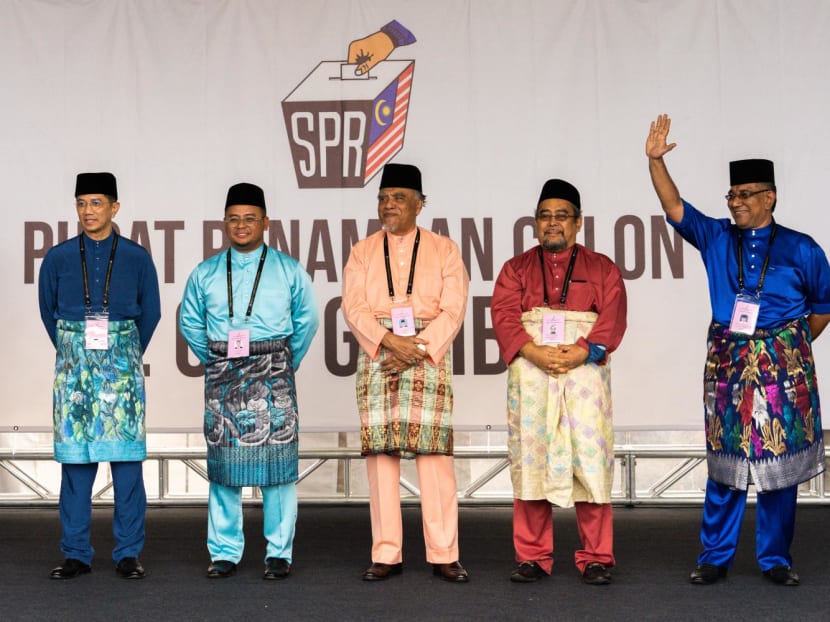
[366,453,460,564]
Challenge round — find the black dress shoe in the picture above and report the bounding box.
[432,561,469,583]
[206,560,237,578]
[510,561,545,583]
[115,557,145,579]
[263,557,291,580]
[362,562,403,581]
[763,565,800,586]
[50,558,91,580]
[689,563,728,584]
[582,562,612,585]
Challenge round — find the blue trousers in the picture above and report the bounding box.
[58,461,146,565]
[207,481,297,564]
[697,478,797,570]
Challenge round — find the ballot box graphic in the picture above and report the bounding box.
[282,60,415,188]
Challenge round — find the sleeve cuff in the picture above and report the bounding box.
[380,20,417,47]
[577,337,607,364]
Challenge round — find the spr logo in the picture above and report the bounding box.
[282,21,416,189]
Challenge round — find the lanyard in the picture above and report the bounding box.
[79,233,118,312]
[383,229,420,299]
[227,245,268,320]
[538,245,578,307]
[736,222,778,296]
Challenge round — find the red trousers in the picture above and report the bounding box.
[513,498,615,573]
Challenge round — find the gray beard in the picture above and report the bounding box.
[542,239,568,253]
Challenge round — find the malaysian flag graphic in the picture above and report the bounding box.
[364,63,414,183]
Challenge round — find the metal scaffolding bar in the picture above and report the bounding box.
[0,445,827,507]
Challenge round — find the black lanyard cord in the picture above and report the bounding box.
[227,244,268,320]
[538,245,578,307]
[736,222,777,296]
[383,229,420,299]
[79,233,119,312]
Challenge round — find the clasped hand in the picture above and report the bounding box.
[379,332,429,374]
[522,342,588,376]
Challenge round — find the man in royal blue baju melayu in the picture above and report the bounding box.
[646,114,830,587]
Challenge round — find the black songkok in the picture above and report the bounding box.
[75,172,117,199]
[379,163,422,193]
[729,159,775,186]
[537,178,580,211]
[225,182,266,211]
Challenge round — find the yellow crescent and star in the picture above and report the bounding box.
[374,99,391,125]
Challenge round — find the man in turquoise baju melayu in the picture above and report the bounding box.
[179,182,318,580]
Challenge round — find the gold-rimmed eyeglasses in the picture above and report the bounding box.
[725,189,771,202]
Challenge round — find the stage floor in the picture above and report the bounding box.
[1,505,826,621]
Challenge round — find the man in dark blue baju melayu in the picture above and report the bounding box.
[39,172,161,580]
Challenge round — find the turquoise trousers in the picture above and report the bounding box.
[207,481,297,564]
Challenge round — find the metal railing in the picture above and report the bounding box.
[1,444,827,507]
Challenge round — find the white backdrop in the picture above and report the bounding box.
[5,0,830,431]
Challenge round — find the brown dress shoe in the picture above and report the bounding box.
[433,561,469,583]
[362,562,403,581]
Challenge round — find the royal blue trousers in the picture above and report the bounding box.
[697,478,797,570]
[58,461,146,565]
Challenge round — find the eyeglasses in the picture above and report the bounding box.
[75,198,111,210]
[225,215,264,226]
[536,212,579,223]
[725,189,771,202]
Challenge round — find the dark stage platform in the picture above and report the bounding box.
[1,505,827,621]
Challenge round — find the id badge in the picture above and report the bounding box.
[228,328,250,358]
[541,312,566,344]
[729,293,760,335]
[85,313,109,350]
[391,306,416,336]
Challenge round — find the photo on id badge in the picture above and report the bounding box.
[542,312,565,345]
[730,294,759,335]
[391,305,416,336]
[228,328,250,358]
